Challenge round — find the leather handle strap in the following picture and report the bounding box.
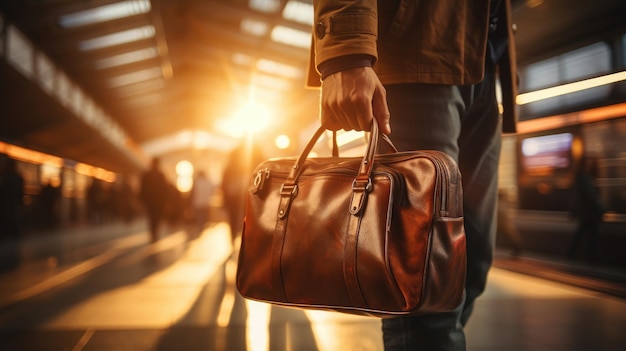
[288,122,398,185]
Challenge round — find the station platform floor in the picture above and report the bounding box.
[1,218,625,351]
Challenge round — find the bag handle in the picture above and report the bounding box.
[283,122,398,197]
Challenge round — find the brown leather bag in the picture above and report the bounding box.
[236,123,466,317]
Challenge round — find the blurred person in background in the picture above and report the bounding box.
[139,158,169,242]
[86,178,105,224]
[221,144,264,243]
[0,156,25,271]
[190,170,215,234]
[568,155,606,262]
[497,189,524,256]
[40,180,61,230]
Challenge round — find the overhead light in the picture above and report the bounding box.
[271,26,310,49]
[256,59,302,78]
[253,88,283,102]
[122,92,163,107]
[108,66,162,87]
[78,25,155,51]
[142,130,239,155]
[59,0,151,28]
[253,74,291,90]
[282,1,314,25]
[249,0,281,13]
[94,47,158,69]
[240,18,269,37]
[516,71,626,105]
[217,101,272,138]
[232,53,254,66]
[115,78,165,97]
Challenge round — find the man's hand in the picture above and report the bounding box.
[320,66,391,135]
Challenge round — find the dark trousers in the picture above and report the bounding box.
[382,59,501,351]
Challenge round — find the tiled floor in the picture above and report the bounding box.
[0,220,625,350]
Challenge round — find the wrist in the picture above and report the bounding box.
[318,54,374,80]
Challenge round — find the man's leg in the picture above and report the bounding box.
[382,83,466,351]
[381,61,501,350]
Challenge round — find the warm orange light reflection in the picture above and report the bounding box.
[175,160,194,193]
[217,100,271,138]
[274,134,290,149]
[0,141,63,167]
[245,300,271,351]
[0,141,115,182]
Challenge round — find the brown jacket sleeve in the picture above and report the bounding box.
[307,0,378,87]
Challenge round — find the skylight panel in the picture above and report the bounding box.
[59,0,151,28]
[94,47,158,69]
[253,74,291,90]
[232,53,254,66]
[240,18,269,37]
[249,0,281,13]
[108,66,162,87]
[79,25,155,51]
[257,59,302,78]
[115,78,165,97]
[282,1,313,25]
[271,26,310,49]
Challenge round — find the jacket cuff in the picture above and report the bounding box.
[318,54,375,80]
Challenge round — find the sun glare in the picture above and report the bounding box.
[217,100,271,138]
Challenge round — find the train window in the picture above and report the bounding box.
[6,25,34,78]
[521,133,573,174]
[41,162,61,187]
[520,42,611,117]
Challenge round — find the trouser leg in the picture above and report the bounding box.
[382,60,501,350]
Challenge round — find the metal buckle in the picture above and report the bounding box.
[352,178,372,192]
[280,183,298,196]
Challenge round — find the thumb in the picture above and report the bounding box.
[373,85,391,135]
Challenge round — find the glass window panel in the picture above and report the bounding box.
[82,98,96,123]
[78,25,155,51]
[270,25,310,49]
[108,66,162,87]
[108,128,125,148]
[7,25,34,78]
[55,73,72,106]
[520,42,613,118]
[253,74,291,90]
[249,0,281,13]
[36,53,56,93]
[522,58,559,91]
[232,52,253,66]
[115,78,165,97]
[94,47,158,69]
[84,105,104,128]
[40,163,61,187]
[282,1,313,25]
[122,92,163,107]
[561,42,610,82]
[256,58,302,78]
[59,0,151,28]
[241,18,269,37]
[69,87,84,116]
